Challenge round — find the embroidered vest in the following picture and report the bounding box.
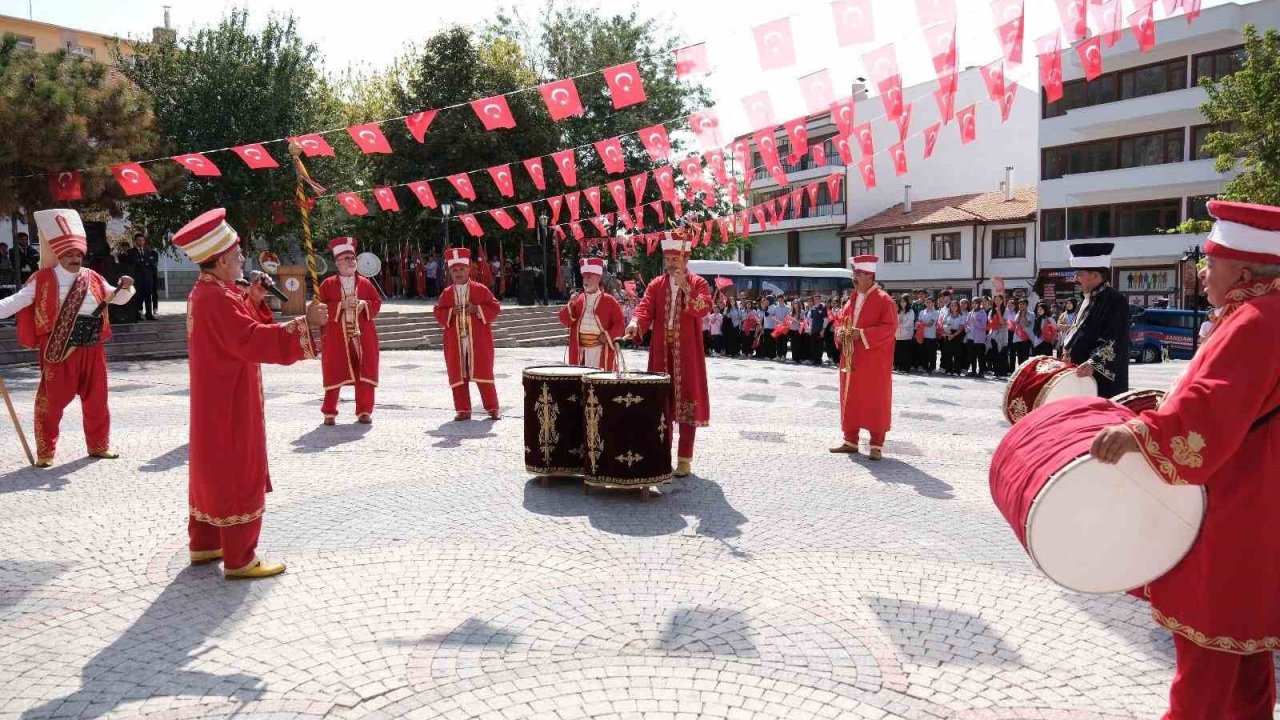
[16,268,112,353]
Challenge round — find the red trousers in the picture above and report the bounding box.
[1164,635,1275,719]
[844,429,886,449]
[451,383,499,414]
[34,343,110,461]
[322,383,375,418]
[188,516,260,571]
[665,421,696,460]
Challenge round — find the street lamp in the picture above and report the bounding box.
[1182,244,1204,355]
[441,200,467,251]
[537,212,549,305]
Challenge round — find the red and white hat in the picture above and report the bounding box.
[445,247,471,267]
[661,229,692,254]
[329,236,357,258]
[1206,200,1280,265]
[34,209,87,267]
[851,254,878,274]
[579,257,606,276]
[173,208,240,264]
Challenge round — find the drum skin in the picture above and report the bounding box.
[582,372,672,487]
[1112,388,1166,415]
[523,365,596,475]
[1002,355,1097,424]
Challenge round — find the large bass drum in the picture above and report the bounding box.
[581,371,672,496]
[1003,355,1097,424]
[522,365,596,477]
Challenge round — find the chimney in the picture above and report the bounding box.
[1004,166,1014,201]
[851,81,868,101]
[903,185,913,214]
[153,6,177,43]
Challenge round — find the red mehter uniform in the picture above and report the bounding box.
[175,208,318,576]
[433,248,501,418]
[834,255,897,454]
[1116,200,1280,719]
[318,237,381,422]
[559,258,625,370]
[0,209,135,465]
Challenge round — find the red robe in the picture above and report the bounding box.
[318,275,382,390]
[835,286,898,436]
[186,274,317,528]
[1124,278,1280,654]
[630,273,711,426]
[558,290,626,370]
[432,281,501,387]
[15,267,113,349]
[414,256,427,297]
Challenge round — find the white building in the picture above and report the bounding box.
[841,186,1038,298]
[1036,0,1276,308]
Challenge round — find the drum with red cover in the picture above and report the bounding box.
[1002,355,1097,424]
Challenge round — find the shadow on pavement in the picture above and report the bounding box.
[291,423,373,454]
[867,596,1023,667]
[425,419,497,449]
[0,457,95,494]
[856,456,955,500]
[140,444,188,473]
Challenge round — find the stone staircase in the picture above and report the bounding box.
[0,304,567,366]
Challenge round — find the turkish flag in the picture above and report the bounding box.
[488,164,516,198]
[603,62,647,109]
[552,149,578,187]
[291,134,335,157]
[373,186,400,212]
[858,157,877,190]
[1038,32,1064,103]
[863,44,899,87]
[347,123,392,154]
[1077,36,1104,81]
[688,109,723,151]
[675,43,710,77]
[112,163,157,196]
[811,144,827,167]
[753,128,782,168]
[407,180,438,208]
[782,117,810,158]
[489,209,517,230]
[653,165,677,202]
[806,182,819,209]
[936,85,958,124]
[570,222,584,241]
[638,124,672,163]
[1000,83,1018,123]
[618,209,634,230]
[890,142,908,176]
[826,172,843,202]
[741,90,776,131]
[834,134,855,165]
[1056,0,1088,43]
[49,170,82,201]
[607,180,628,211]
[172,153,221,177]
[797,70,835,116]
[766,200,778,226]
[548,195,564,225]
[460,213,484,237]
[706,149,729,185]
[629,172,648,205]
[957,103,978,144]
[878,77,904,121]
[753,17,796,70]
[981,59,1006,102]
[336,193,369,217]
[1185,0,1201,23]
[990,0,1024,59]
[517,202,535,228]
[916,0,956,25]
[447,173,477,201]
[923,122,942,159]
[566,191,582,220]
[924,22,957,76]
[523,157,547,190]
[830,95,857,138]
[471,94,517,130]
[832,0,875,46]
[539,78,584,121]
[405,109,438,143]
[1129,4,1157,53]
[590,217,608,237]
[853,122,875,158]
[766,160,789,187]
[649,200,666,225]
[789,188,803,216]
[753,207,768,231]
[594,137,628,174]
[894,104,912,143]
[679,156,706,191]
[584,186,603,216]
[1091,0,1124,48]
[232,144,278,169]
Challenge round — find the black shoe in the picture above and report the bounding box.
[145,315,157,321]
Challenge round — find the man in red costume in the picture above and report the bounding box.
[175,208,326,580]
[318,236,381,425]
[1091,200,1280,719]
[0,209,135,467]
[433,247,501,421]
[560,257,625,370]
[623,229,711,478]
[829,255,897,460]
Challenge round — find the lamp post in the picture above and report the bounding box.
[441,200,467,251]
[1182,244,1204,356]
[538,212,549,305]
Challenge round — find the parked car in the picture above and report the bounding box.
[1130,308,1202,363]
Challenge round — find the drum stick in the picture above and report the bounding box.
[0,376,35,466]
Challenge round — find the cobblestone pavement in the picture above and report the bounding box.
[0,349,1263,719]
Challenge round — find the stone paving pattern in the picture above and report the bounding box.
[0,348,1270,719]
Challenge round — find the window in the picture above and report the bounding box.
[1187,195,1216,222]
[1119,59,1188,100]
[850,238,875,257]
[1192,122,1239,160]
[1041,209,1066,242]
[991,228,1026,259]
[1064,199,1183,239]
[1042,129,1185,180]
[9,34,36,49]
[1118,129,1184,168]
[1193,45,1246,84]
[930,232,960,261]
[884,237,911,263]
[1043,57,1187,118]
[1069,206,1114,240]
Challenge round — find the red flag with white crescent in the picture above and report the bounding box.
[488,164,516,198]
[517,202,535,228]
[753,17,797,71]
[471,94,517,130]
[607,180,628,211]
[741,90,777,132]
[1055,0,1088,43]
[1077,36,1104,80]
[895,104,912,143]
[489,209,517,230]
[834,134,855,165]
[291,134,335,157]
[603,62,647,109]
[957,103,978,144]
[675,43,710,78]
[689,109,723,152]
[548,195,564,225]
[447,173,477,201]
[991,0,1025,64]
[924,22,957,76]
[980,59,1006,103]
[584,186,603,216]
[232,143,279,169]
[594,137,628,174]
[460,213,484,237]
[566,191,582,221]
[374,186,400,212]
[172,153,222,177]
[653,165,676,202]
[923,122,942,159]
[523,157,547,190]
[858,157,877,190]
[111,162,157,196]
[629,173,648,205]
[49,170,82,201]
[806,182,819,208]
[782,116,809,158]
[706,149,728,185]
[336,192,369,217]
[800,70,835,115]
[890,142,908,176]
[552,148,578,187]
[1129,4,1157,53]
[1038,33,1065,103]
[539,78,584,121]
[1000,83,1018,123]
[347,123,393,154]
[1090,0,1124,48]
[832,0,875,46]
[811,144,826,167]
[638,124,672,163]
[853,122,874,158]
[862,44,899,87]
[407,180,438,209]
[404,109,438,143]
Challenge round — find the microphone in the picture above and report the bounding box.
[236,271,289,303]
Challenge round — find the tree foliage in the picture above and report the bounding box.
[1200,25,1280,207]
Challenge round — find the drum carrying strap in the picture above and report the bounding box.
[1251,403,1280,433]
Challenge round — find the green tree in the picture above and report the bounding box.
[0,36,162,235]
[1200,25,1280,206]
[115,9,343,252]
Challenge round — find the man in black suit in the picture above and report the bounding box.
[1061,242,1130,397]
[807,298,828,364]
[10,231,39,287]
[123,232,160,320]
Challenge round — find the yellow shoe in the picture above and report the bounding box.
[34,457,53,468]
[828,442,859,454]
[323,416,336,426]
[89,449,120,459]
[224,557,286,580]
[189,549,223,565]
[869,447,883,461]
[674,458,692,477]
[356,414,372,424]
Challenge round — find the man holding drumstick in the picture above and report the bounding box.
[1091,200,1280,719]
[1060,242,1130,397]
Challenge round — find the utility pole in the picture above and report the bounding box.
[1183,244,1204,356]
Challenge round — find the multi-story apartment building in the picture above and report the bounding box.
[1035,0,1277,309]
